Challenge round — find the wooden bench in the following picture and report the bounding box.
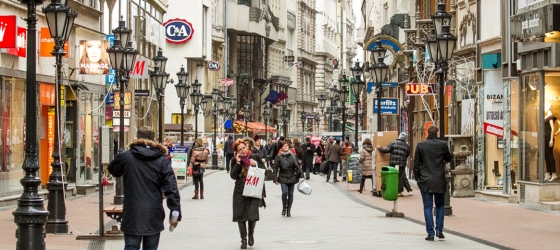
[103,205,123,235]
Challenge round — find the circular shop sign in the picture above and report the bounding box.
[163,18,194,44]
[207,61,220,71]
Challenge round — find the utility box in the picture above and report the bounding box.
[101,126,113,164]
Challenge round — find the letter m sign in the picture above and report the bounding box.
[129,58,149,79]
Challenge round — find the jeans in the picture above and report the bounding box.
[420,191,445,236]
[326,161,338,181]
[225,154,234,172]
[280,183,295,204]
[124,233,161,250]
[193,174,204,190]
[302,161,312,178]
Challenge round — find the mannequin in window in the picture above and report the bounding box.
[544,103,559,181]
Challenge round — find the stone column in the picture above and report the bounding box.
[448,135,475,197]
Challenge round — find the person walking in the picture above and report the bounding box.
[341,136,354,181]
[293,137,304,166]
[358,138,374,193]
[253,135,267,168]
[273,141,304,217]
[413,125,453,241]
[325,139,342,182]
[108,126,181,250]
[377,132,413,197]
[301,137,316,179]
[189,138,209,199]
[323,137,334,175]
[230,139,266,249]
[314,140,325,175]
[224,135,235,173]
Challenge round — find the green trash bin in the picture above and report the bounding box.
[380,166,399,201]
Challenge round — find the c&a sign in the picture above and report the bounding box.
[163,18,194,44]
[0,16,16,48]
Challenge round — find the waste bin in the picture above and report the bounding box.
[380,166,399,201]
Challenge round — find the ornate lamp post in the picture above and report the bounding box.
[300,111,307,133]
[42,0,76,234]
[350,62,365,152]
[106,18,138,205]
[426,0,457,216]
[328,86,339,132]
[243,100,250,137]
[190,79,203,138]
[210,89,220,169]
[175,66,190,146]
[338,76,349,140]
[370,41,389,132]
[150,49,169,143]
[314,112,321,132]
[262,104,271,143]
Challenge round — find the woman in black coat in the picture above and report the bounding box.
[230,139,266,249]
[273,141,304,217]
[314,140,325,174]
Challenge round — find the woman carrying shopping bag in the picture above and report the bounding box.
[189,138,209,199]
[273,141,304,217]
[230,139,266,249]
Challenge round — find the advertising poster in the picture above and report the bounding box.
[79,40,110,75]
[169,146,188,181]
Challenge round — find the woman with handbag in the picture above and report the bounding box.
[189,138,209,199]
[273,141,304,217]
[230,139,266,249]
[314,140,325,175]
[358,138,374,193]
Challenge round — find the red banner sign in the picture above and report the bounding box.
[6,26,26,57]
[0,15,17,48]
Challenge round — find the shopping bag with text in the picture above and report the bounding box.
[242,166,265,199]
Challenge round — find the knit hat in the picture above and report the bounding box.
[398,132,407,139]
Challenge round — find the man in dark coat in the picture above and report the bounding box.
[224,135,234,173]
[377,132,412,196]
[325,139,342,182]
[413,125,452,241]
[108,126,182,249]
[267,136,284,162]
[302,137,316,179]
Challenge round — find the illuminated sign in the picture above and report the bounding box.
[406,83,435,96]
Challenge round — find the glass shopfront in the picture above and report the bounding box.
[0,77,26,195]
[519,72,560,183]
[74,91,104,185]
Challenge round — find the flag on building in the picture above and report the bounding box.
[273,91,288,104]
[264,90,281,104]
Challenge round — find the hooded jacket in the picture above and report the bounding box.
[108,139,182,235]
[359,145,374,176]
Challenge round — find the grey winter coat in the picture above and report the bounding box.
[108,139,181,235]
[273,152,304,184]
[378,138,410,167]
[230,152,266,222]
[413,135,453,193]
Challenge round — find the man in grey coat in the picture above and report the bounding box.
[325,139,342,182]
[413,125,452,241]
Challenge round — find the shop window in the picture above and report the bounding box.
[519,73,540,181]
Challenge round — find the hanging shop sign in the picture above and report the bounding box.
[372,98,399,115]
[39,27,69,57]
[164,18,194,44]
[406,83,435,96]
[7,26,26,57]
[0,15,17,48]
[129,58,149,79]
[207,61,220,71]
[366,82,398,93]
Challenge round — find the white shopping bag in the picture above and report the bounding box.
[297,181,312,195]
[242,166,265,199]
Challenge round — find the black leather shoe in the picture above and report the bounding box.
[334,180,340,182]
[436,232,445,239]
[241,239,247,249]
[425,236,434,241]
[342,177,346,181]
[326,179,330,182]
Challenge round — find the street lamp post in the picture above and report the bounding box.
[426,1,457,216]
[106,19,138,205]
[150,49,169,143]
[328,86,338,132]
[263,104,271,143]
[13,0,50,247]
[175,66,190,146]
[350,62,365,153]
[42,0,76,234]
[338,76,349,140]
[190,79,203,139]
[211,89,220,169]
[300,111,307,133]
[318,94,327,132]
[315,112,321,132]
[243,100,250,137]
[370,41,389,132]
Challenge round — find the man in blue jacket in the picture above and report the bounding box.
[413,125,452,241]
[108,126,182,249]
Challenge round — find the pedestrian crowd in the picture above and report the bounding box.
[108,126,451,249]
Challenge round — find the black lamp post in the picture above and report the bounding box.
[318,94,327,132]
[243,100,250,137]
[263,104,271,143]
[42,0,76,234]
[190,79,203,139]
[13,0,50,247]
[300,111,307,133]
[150,49,169,143]
[426,0,457,216]
[328,86,338,132]
[370,41,389,132]
[350,62,365,153]
[314,112,321,132]
[210,88,220,169]
[338,76,349,141]
[175,66,190,146]
[106,19,138,205]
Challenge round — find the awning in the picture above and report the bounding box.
[234,120,278,133]
[164,124,193,132]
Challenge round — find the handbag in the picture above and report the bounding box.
[315,156,322,164]
[297,181,312,195]
[242,166,265,199]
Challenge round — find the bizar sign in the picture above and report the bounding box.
[164,18,194,44]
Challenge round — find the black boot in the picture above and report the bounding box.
[287,200,292,217]
[358,179,365,193]
[281,199,287,216]
[248,220,256,246]
[238,222,247,249]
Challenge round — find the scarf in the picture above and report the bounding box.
[241,151,252,177]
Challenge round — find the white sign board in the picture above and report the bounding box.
[129,58,149,79]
